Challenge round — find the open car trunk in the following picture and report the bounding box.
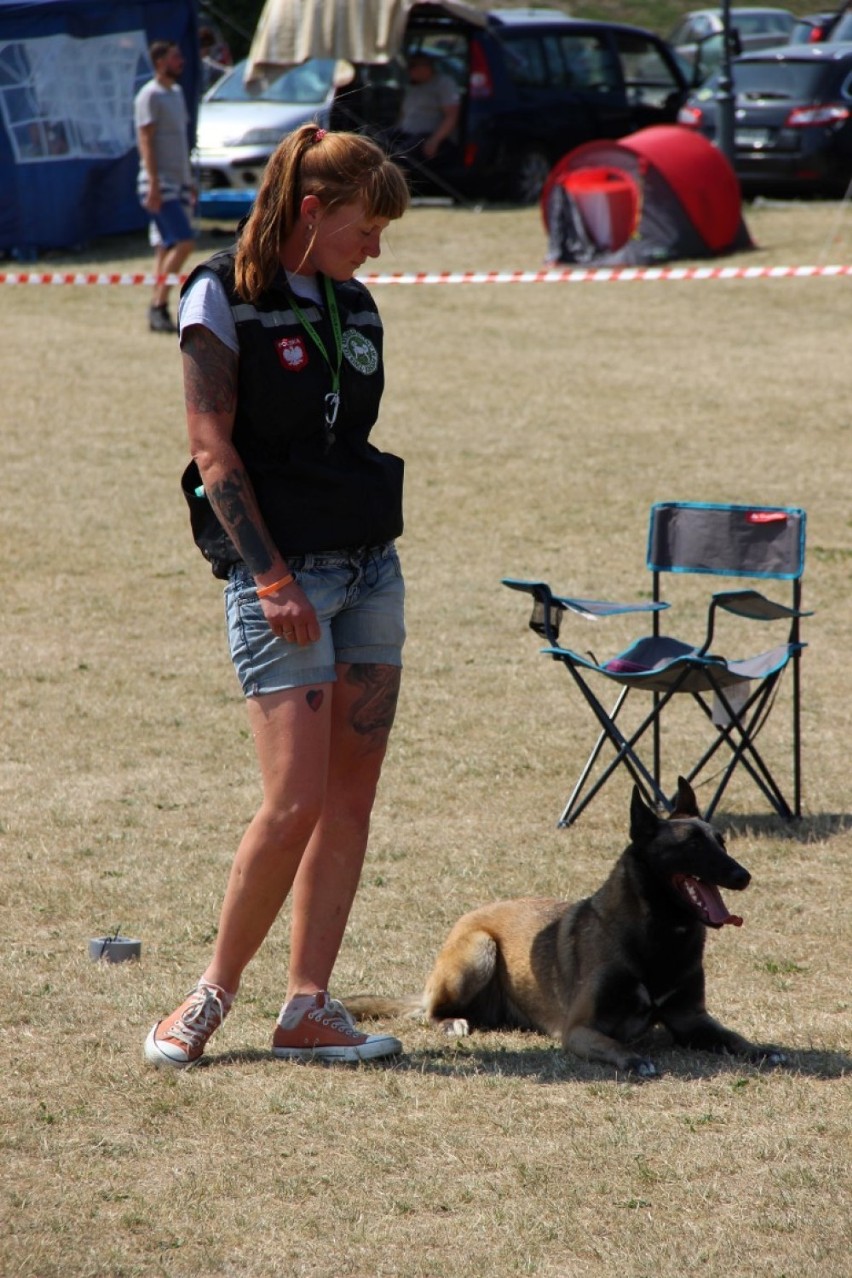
[246,1,487,201]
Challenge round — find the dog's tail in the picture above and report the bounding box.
[342,993,424,1022]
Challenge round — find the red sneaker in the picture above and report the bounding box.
[272,992,401,1062]
[144,980,232,1069]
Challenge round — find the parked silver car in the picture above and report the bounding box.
[195,58,336,191]
[668,7,796,81]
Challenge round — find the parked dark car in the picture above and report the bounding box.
[790,5,851,43]
[816,10,852,41]
[790,11,841,43]
[373,8,693,202]
[678,43,852,196]
[197,8,692,206]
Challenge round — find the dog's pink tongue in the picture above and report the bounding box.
[691,878,743,927]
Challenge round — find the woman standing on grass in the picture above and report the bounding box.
[144,124,410,1069]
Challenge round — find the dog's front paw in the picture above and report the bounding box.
[438,1017,470,1038]
[626,1055,658,1078]
[613,1058,659,1078]
[750,1045,786,1067]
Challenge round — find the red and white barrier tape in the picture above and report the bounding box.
[1,264,851,286]
[366,264,852,284]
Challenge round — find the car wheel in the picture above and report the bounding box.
[511,148,551,204]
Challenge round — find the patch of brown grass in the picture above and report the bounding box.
[1,199,849,1277]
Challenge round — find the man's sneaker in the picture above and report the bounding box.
[144,980,232,1069]
[272,992,401,1062]
[148,303,177,334]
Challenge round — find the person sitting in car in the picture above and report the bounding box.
[391,51,461,165]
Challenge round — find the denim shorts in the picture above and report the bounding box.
[148,197,194,248]
[225,542,405,697]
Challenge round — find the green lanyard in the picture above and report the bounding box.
[287,273,343,447]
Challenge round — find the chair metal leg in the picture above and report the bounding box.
[681,691,771,810]
[556,668,691,825]
[691,677,793,820]
[556,685,669,825]
[792,648,803,818]
[558,685,630,826]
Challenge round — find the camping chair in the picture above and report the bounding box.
[504,501,810,826]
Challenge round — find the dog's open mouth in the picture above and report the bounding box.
[671,874,744,928]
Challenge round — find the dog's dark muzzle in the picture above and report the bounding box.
[725,863,751,892]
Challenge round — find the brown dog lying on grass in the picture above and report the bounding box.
[346,779,784,1076]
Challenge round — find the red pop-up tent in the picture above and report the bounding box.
[542,125,752,266]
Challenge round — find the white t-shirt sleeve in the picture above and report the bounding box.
[178,269,238,352]
[134,81,155,131]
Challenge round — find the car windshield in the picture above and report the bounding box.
[734,12,795,35]
[707,58,835,96]
[206,58,336,104]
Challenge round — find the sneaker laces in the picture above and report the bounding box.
[286,995,360,1040]
[166,983,227,1050]
[317,997,360,1036]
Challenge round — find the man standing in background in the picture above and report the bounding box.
[134,41,195,334]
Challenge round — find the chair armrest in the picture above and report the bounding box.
[502,578,668,643]
[694,588,813,657]
[502,578,669,619]
[712,588,814,621]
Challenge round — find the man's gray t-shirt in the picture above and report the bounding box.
[399,73,460,136]
[134,79,192,199]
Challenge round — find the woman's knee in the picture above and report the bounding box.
[319,777,381,839]
[258,794,325,846]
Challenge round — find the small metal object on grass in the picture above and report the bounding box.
[89,926,141,963]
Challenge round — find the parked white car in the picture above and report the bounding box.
[194,58,336,191]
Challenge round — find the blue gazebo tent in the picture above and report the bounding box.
[0,0,200,256]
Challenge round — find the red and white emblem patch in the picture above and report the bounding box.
[275,335,309,371]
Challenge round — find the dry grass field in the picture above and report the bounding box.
[1,197,850,1277]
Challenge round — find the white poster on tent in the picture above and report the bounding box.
[0,31,150,164]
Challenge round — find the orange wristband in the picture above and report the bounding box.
[256,572,295,599]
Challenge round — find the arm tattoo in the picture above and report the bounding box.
[345,665,401,749]
[183,328,276,575]
[183,327,237,416]
[208,471,276,575]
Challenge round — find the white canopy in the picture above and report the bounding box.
[246,0,488,81]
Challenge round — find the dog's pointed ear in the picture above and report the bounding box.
[630,785,661,844]
[671,775,700,818]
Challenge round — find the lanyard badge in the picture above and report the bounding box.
[288,275,343,451]
[324,390,340,429]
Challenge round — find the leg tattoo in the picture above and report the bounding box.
[345,665,401,750]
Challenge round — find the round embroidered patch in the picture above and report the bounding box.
[342,329,378,375]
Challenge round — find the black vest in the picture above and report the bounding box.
[180,250,403,576]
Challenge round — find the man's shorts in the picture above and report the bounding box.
[148,196,194,249]
[225,543,405,697]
